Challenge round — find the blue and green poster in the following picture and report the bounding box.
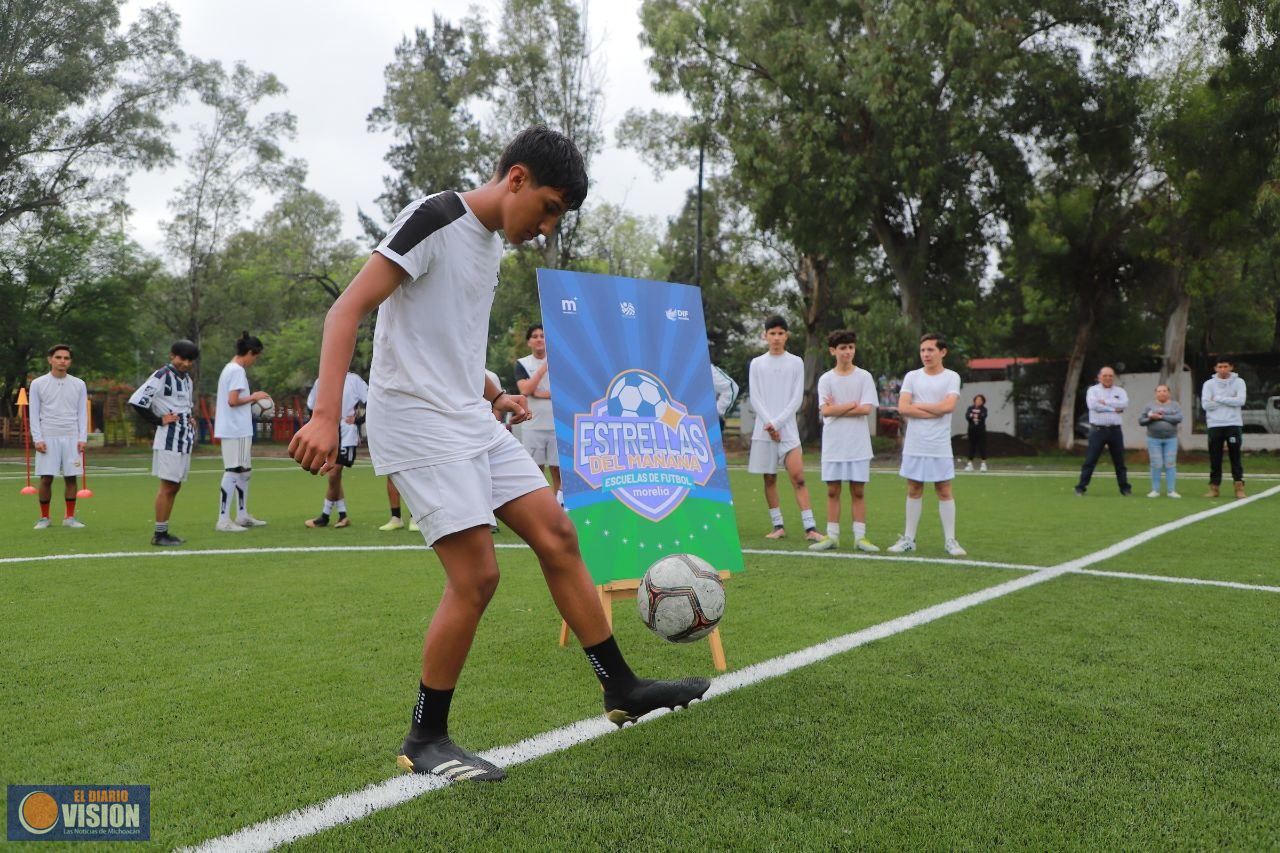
[536,269,743,584]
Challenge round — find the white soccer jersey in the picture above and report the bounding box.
[128,365,195,452]
[818,367,878,463]
[214,361,252,439]
[900,367,962,457]
[28,373,88,443]
[307,372,369,447]
[515,353,553,432]
[749,351,805,443]
[367,191,506,474]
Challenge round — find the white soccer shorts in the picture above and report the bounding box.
[389,429,550,546]
[747,435,802,474]
[898,454,956,483]
[35,436,81,477]
[520,428,558,467]
[821,459,871,483]
[152,449,192,483]
[220,436,252,469]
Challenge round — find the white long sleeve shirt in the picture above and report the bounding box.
[749,351,804,443]
[1201,373,1246,428]
[28,373,88,443]
[1085,383,1128,427]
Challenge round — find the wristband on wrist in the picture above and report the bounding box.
[488,390,506,405]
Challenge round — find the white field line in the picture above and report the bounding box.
[186,482,1280,853]
[720,463,1280,481]
[1073,568,1280,594]
[0,463,301,481]
[740,547,1039,573]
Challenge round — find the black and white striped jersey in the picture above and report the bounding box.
[128,364,195,453]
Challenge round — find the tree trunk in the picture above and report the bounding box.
[797,253,831,443]
[1058,307,1095,451]
[1158,266,1190,397]
[869,215,924,337]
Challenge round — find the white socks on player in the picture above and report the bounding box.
[853,521,866,541]
[800,509,816,530]
[903,497,923,539]
[335,499,346,514]
[219,472,237,521]
[826,522,840,539]
[768,507,784,527]
[236,471,251,515]
[323,498,334,515]
[938,499,956,542]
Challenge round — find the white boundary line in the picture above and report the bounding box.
[740,547,1039,572]
[188,483,1280,852]
[1073,568,1280,594]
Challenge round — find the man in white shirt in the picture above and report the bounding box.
[888,333,966,556]
[214,332,272,531]
[515,323,561,504]
[748,316,823,541]
[809,330,879,552]
[305,369,369,528]
[129,340,200,546]
[29,343,88,529]
[287,126,707,784]
[1073,365,1133,497]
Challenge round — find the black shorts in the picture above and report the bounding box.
[338,445,358,468]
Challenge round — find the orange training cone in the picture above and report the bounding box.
[76,397,93,497]
[17,387,36,495]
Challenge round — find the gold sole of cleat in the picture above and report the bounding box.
[607,709,636,727]
[396,755,415,773]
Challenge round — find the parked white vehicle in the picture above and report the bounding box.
[1242,396,1280,433]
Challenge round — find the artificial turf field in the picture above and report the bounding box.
[2,452,1278,850]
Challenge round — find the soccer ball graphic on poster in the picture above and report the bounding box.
[251,396,274,418]
[637,554,725,643]
[607,371,670,420]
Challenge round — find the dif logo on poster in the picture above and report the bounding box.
[7,785,150,842]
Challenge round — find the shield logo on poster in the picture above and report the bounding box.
[574,369,716,521]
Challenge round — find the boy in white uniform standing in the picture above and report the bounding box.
[29,344,88,529]
[748,316,822,541]
[214,332,271,531]
[888,333,966,556]
[305,369,369,528]
[288,126,708,783]
[515,323,561,504]
[809,330,879,552]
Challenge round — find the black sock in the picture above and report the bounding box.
[584,635,638,692]
[338,511,347,520]
[410,683,453,739]
[318,512,330,522]
[390,506,402,519]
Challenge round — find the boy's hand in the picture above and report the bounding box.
[290,418,339,474]
[251,390,270,403]
[34,441,46,453]
[496,393,531,425]
[766,425,780,441]
[161,412,179,425]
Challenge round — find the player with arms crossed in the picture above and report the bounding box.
[304,367,369,528]
[289,126,709,783]
[888,333,967,557]
[809,329,879,552]
[128,340,200,546]
[29,344,88,529]
[515,323,562,505]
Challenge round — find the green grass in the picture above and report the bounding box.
[1,450,1277,849]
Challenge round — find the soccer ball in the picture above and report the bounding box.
[251,397,274,418]
[607,371,670,420]
[637,554,725,643]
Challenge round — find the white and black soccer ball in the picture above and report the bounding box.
[637,554,725,643]
[607,371,670,419]
[251,396,274,418]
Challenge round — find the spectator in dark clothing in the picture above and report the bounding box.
[964,394,988,472]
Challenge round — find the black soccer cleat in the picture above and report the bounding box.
[604,677,711,727]
[396,734,506,782]
[151,531,185,547]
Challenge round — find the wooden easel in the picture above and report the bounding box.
[558,571,730,672]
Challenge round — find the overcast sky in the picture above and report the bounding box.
[120,0,696,255]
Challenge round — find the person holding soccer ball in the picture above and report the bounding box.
[214,332,270,531]
[289,126,708,784]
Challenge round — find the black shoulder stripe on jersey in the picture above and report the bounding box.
[386,192,466,256]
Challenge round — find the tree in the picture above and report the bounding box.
[0,0,188,226]
[156,60,301,378]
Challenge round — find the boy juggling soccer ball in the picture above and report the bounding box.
[809,330,879,552]
[289,126,708,783]
[29,344,88,529]
[128,340,200,546]
[888,333,967,557]
[748,316,824,542]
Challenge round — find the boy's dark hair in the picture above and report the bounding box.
[1214,356,1234,366]
[764,315,789,332]
[171,340,200,361]
[48,343,72,357]
[526,323,544,341]
[920,332,948,351]
[827,329,857,347]
[973,394,987,406]
[497,126,588,211]
[235,331,264,356]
